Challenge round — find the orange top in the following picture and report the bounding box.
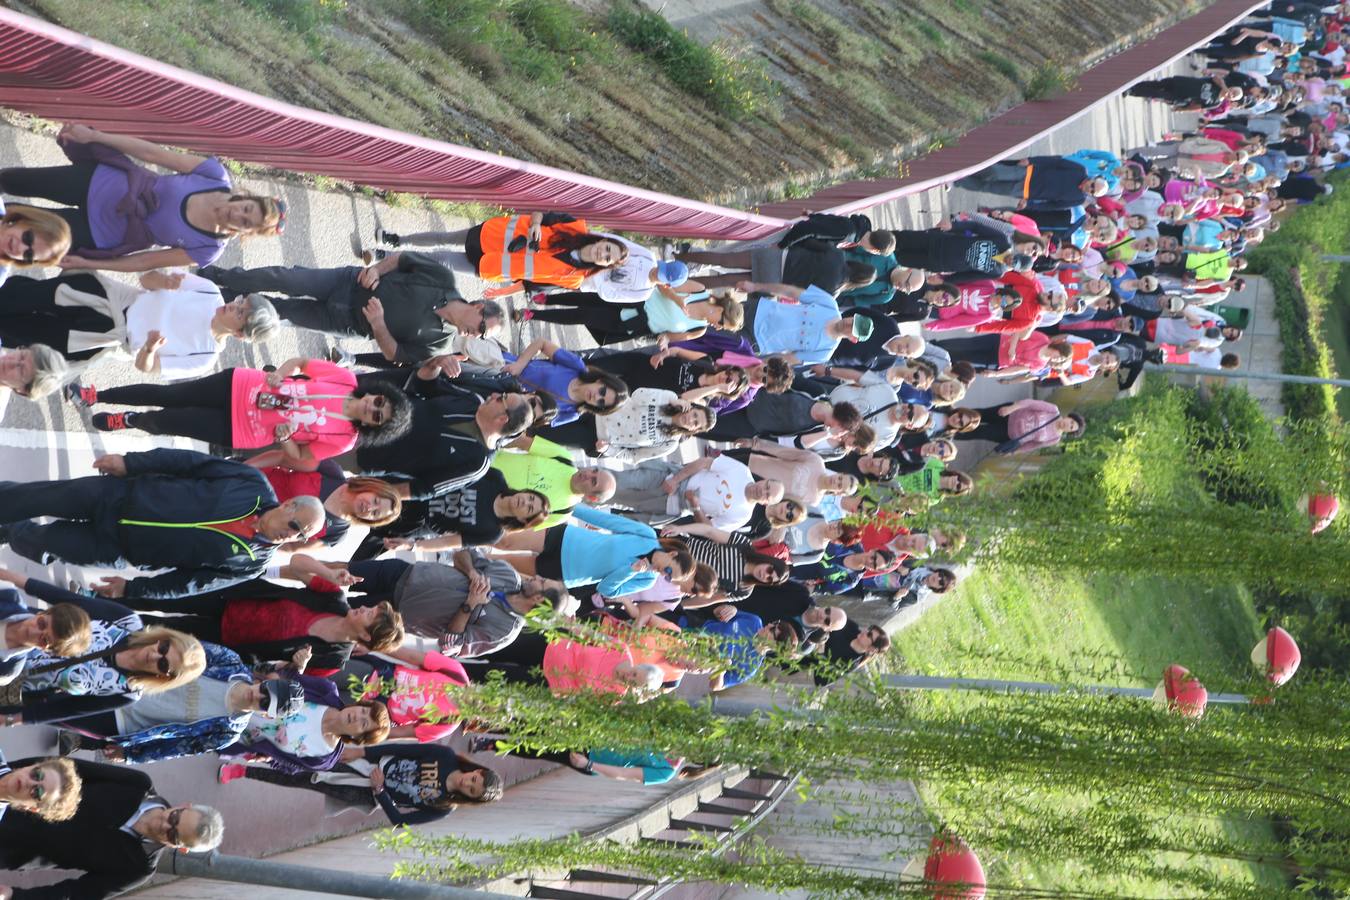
[477,215,594,289]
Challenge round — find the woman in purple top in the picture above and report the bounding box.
[502,338,629,426]
[665,331,795,414]
[0,123,284,273]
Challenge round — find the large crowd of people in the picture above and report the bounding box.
[0,3,1341,895]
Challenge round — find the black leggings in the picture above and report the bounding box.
[931,336,1000,370]
[136,613,224,644]
[0,272,113,359]
[97,369,237,446]
[242,765,376,808]
[0,163,99,250]
[460,629,549,685]
[530,292,651,345]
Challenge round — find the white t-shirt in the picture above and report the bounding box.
[831,372,902,448]
[581,236,658,302]
[244,701,336,759]
[124,273,225,381]
[682,454,755,530]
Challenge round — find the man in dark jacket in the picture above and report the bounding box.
[0,759,223,899]
[956,155,1105,210]
[0,449,324,600]
[198,253,504,365]
[357,372,535,501]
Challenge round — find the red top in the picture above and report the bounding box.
[221,599,337,673]
[858,512,911,559]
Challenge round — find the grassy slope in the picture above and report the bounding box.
[891,567,1282,894]
[11,0,1198,203]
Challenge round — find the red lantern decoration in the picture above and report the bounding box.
[1251,626,1301,686]
[1299,493,1339,534]
[923,832,987,899]
[1156,664,1208,718]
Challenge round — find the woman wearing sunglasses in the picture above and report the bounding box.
[65,358,411,472]
[0,200,71,286]
[0,122,283,273]
[0,752,81,822]
[492,504,695,601]
[655,524,790,603]
[0,571,205,726]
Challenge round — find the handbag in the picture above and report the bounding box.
[995,414,1060,454]
[0,641,129,708]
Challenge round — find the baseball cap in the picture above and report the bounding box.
[657,260,689,287]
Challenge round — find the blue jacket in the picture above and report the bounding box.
[112,449,281,599]
[559,506,661,597]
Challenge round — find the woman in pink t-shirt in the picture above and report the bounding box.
[70,357,412,470]
[357,645,469,743]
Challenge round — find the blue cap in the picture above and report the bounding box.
[657,260,689,287]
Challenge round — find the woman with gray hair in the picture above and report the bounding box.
[0,269,277,379]
[0,341,67,420]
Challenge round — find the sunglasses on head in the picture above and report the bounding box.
[273,198,288,235]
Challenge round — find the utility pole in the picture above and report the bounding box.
[158,851,521,899]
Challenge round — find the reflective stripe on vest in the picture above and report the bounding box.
[499,215,536,283]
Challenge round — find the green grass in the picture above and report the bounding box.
[891,567,1282,895]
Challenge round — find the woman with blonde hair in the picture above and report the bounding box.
[0,123,283,272]
[0,755,81,822]
[0,572,205,725]
[0,201,71,284]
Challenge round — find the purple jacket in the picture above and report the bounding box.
[61,138,160,259]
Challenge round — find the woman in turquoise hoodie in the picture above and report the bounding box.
[492,505,694,598]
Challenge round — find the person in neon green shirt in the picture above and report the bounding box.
[1184,250,1239,284]
[491,434,616,528]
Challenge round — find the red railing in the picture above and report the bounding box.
[0,9,788,240]
[765,0,1272,219]
[0,1,1270,238]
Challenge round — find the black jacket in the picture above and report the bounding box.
[777,213,873,249]
[781,239,850,294]
[0,760,166,899]
[357,377,494,500]
[112,449,281,600]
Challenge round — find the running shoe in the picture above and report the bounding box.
[63,383,97,408]
[92,412,135,432]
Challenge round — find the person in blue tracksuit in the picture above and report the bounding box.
[0,448,325,600]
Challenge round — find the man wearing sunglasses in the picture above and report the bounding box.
[356,372,535,502]
[0,448,324,601]
[0,759,223,899]
[198,253,506,367]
